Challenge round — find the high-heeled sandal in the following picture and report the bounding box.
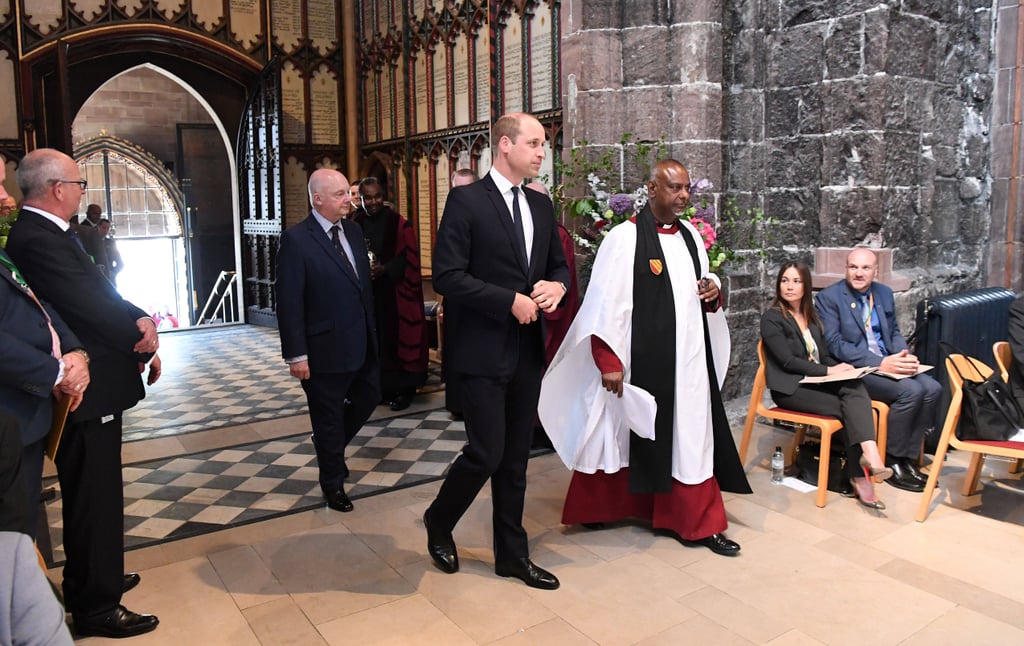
[850,476,886,511]
[859,455,893,481]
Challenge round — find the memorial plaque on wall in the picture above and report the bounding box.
[0,52,16,139]
[529,2,553,111]
[432,48,448,130]
[502,18,523,113]
[308,0,338,55]
[381,66,394,140]
[435,155,450,228]
[363,1,374,40]
[310,66,340,145]
[416,157,433,273]
[475,31,490,122]
[280,61,307,144]
[453,32,470,126]
[414,55,428,133]
[228,0,261,49]
[272,0,303,53]
[395,53,407,138]
[365,74,379,142]
[283,157,309,228]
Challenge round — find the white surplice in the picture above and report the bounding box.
[537,220,731,485]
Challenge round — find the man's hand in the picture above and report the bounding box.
[133,317,159,354]
[511,292,540,324]
[530,280,564,314]
[697,278,719,303]
[369,261,384,280]
[289,360,311,380]
[146,354,162,385]
[880,349,920,375]
[601,371,624,397]
[58,352,90,397]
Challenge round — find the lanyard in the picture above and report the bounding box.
[862,292,874,331]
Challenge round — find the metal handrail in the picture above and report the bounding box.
[196,271,240,325]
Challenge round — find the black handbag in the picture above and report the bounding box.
[794,441,850,493]
[948,354,1024,441]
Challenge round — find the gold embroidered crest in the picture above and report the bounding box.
[649,259,663,275]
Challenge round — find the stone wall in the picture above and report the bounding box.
[563,0,998,398]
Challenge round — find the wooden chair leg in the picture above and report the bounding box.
[916,395,960,522]
[790,425,806,465]
[739,398,760,464]
[815,429,832,508]
[1010,458,1022,474]
[962,453,985,496]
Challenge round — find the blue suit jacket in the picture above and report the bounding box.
[275,213,377,373]
[815,280,908,368]
[0,247,82,446]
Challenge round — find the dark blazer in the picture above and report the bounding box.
[433,174,569,378]
[815,280,907,368]
[275,213,376,373]
[0,248,82,446]
[760,308,838,396]
[6,209,152,423]
[1007,293,1024,409]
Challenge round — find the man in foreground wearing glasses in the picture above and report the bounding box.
[7,148,162,638]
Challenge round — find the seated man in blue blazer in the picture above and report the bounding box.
[816,248,941,493]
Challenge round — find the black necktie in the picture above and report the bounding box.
[510,186,528,269]
[330,224,357,277]
[67,228,88,255]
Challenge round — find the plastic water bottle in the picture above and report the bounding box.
[771,446,785,483]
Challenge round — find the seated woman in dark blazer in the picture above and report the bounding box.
[760,262,892,510]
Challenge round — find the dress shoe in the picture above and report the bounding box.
[581,522,606,530]
[692,533,741,557]
[494,558,560,590]
[885,462,925,492]
[74,605,159,638]
[389,394,413,411]
[324,489,354,512]
[859,455,893,481]
[423,508,459,573]
[123,572,141,593]
[850,477,886,510]
[900,458,927,484]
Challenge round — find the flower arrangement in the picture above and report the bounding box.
[0,199,17,248]
[682,178,730,273]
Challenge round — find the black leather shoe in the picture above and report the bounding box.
[423,508,458,573]
[324,489,354,512]
[74,605,159,638]
[123,572,141,593]
[886,462,926,492]
[494,558,560,590]
[389,394,413,411]
[900,458,927,484]
[693,533,741,557]
[581,522,606,530]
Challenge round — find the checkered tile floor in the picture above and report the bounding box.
[44,410,466,563]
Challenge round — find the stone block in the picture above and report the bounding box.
[930,89,964,144]
[822,131,884,187]
[669,0,722,24]
[885,14,938,80]
[765,86,824,138]
[670,23,723,84]
[581,0,620,30]
[622,0,671,27]
[724,89,764,142]
[766,137,823,189]
[778,0,830,28]
[932,144,958,177]
[764,188,820,241]
[670,85,723,140]
[930,179,960,240]
[862,8,891,75]
[671,140,724,181]
[620,87,675,141]
[819,185,883,244]
[726,29,766,87]
[882,77,934,132]
[825,77,887,132]
[825,16,863,79]
[574,91,625,144]
[883,132,920,186]
[902,0,959,23]
[725,143,766,192]
[570,31,624,92]
[767,24,826,87]
[622,27,673,86]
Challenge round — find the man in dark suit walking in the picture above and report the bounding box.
[276,168,380,514]
[7,148,161,639]
[423,112,569,589]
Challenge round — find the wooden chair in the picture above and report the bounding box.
[740,341,888,507]
[991,341,1022,474]
[916,353,1024,521]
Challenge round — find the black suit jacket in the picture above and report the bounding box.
[275,213,376,373]
[0,248,82,446]
[1008,293,1024,409]
[434,174,569,377]
[6,209,152,423]
[760,308,839,396]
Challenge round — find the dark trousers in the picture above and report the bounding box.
[772,381,875,480]
[0,414,30,535]
[428,327,544,562]
[861,372,942,460]
[57,414,125,620]
[302,366,380,494]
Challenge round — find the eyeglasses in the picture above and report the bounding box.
[50,179,88,190]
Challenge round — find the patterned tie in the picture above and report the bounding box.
[510,186,528,269]
[861,293,883,356]
[330,224,358,277]
[0,252,62,358]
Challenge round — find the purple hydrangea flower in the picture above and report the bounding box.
[690,178,713,194]
[608,193,635,216]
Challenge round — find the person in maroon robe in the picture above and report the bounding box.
[353,177,429,411]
